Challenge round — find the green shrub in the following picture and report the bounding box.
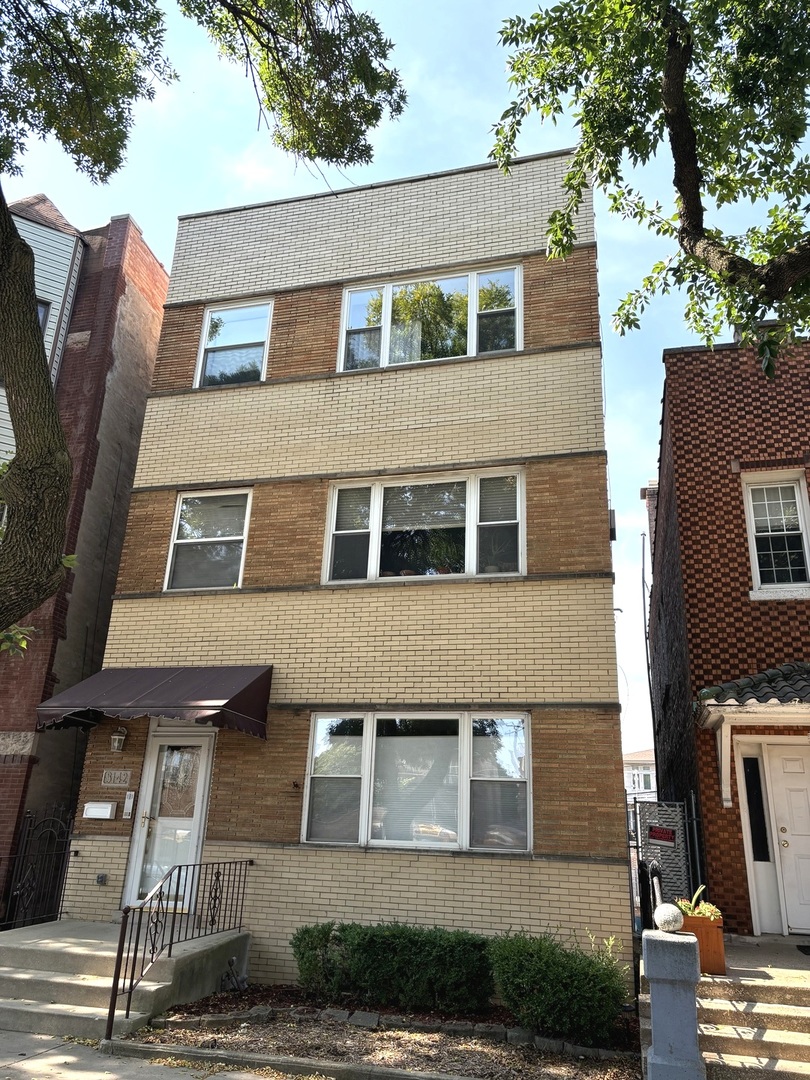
[489,931,627,1047]
[291,921,493,1014]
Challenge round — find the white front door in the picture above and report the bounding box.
[767,745,810,933]
[126,733,214,906]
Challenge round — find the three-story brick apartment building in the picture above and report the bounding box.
[39,154,629,981]
[646,340,810,936]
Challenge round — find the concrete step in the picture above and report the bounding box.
[699,976,810,1009]
[0,939,119,978]
[699,1022,810,1063]
[0,966,171,1012]
[705,1052,810,1080]
[698,997,810,1034]
[0,996,150,1039]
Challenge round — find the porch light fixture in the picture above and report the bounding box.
[110,727,128,753]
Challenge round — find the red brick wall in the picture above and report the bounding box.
[650,341,810,932]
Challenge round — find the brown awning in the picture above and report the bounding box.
[36,666,273,739]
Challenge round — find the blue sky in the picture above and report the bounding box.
[3,0,717,752]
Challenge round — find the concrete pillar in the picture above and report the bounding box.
[642,930,705,1080]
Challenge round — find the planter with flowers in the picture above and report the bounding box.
[674,886,725,975]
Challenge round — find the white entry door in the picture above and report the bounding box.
[767,746,810,933]
[126,734,214,906]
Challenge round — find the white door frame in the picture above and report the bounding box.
[123,720,215,908]
[734,734,809,936]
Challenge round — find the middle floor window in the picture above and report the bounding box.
[304,712,530,850]
[325,471,523,582]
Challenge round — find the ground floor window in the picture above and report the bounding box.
[304,711,529,851]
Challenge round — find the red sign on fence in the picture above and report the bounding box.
[648,824,676,848]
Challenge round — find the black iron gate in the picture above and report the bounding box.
[0,806,73,930]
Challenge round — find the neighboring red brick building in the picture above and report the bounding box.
[0,197,167,911]
[646,339,810,936]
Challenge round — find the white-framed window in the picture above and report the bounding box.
[324,471,523,582]
[164,489,252,591]
[742,471,810,598]
[194,300,272,387]
[304,711,530,851]
[339,266,521,371]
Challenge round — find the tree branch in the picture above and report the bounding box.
[660,2,810,306]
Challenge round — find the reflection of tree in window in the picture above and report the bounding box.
[372,718,458,843]
[380,483,465,576]
[477,273,516,353]
[470,718,527,850]
[385,278,468,364]
[157,747,200,818]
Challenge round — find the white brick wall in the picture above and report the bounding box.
[167,153,593,305]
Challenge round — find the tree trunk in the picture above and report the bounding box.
[0,180,72,631]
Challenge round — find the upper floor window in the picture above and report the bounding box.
[195,301,272,387]
[165,489,251,590]
[742,471,810,598]
[326,471,522,582]
[340,267,520,371]
[304,712,529,850]
[37,300,50,331]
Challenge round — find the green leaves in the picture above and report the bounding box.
[0,0,175,180]
[0,1,404,179]
[493,0,810,362]
[179,0,405,167]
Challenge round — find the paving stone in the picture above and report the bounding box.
[320,1009,351,1022]
[474,1023,507,1042]
[442,1021,475,1036]
[534,1035,564,1053]
[407,1020,442,1033]
[246,1005,274,1020]
[291,1007,320,1021]
[348,1010,380,1028]
[165,1016,201,1030]
[507,1027,535,1045]
[202,1014,240,1030]
[149,1017,167,1029]
[379,1015,409,1029]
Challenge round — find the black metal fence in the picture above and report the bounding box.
[0,806,73,931]
[106,858,253,1039]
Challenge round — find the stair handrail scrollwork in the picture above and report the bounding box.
[105,858,253,1042]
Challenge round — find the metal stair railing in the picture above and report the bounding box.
[105,858,253,1041]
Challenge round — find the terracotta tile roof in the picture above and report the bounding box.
[9,194,80,236]
[699,662,810,706]
[623,749,655,762]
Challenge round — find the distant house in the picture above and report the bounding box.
[624,749,657,801]
[645,339,810,936]
[38,155,631,982]
[0,196,167,909]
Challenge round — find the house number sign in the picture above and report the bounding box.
[102,769,132,788]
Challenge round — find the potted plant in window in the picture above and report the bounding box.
[674,886,725,975]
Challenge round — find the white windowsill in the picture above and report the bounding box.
[749,585,810,601]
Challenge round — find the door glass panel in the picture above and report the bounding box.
[138,745,201,900]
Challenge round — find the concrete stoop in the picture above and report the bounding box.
[0,920,251,1039]
[641,961,810,1079]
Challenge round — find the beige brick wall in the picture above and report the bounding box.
[59,838,630,984]
[116,457,609,595]
[62,836,131,922]
[167,154,594,305]
[103,581,618,704]
[134,346,603,490]
[202,842,631,984]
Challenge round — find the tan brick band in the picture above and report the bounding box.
[61,838,630,985]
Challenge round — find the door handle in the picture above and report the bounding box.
[141,812,152,828]
[781,839,789,847]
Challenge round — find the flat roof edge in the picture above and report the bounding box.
[175,149,578,225]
